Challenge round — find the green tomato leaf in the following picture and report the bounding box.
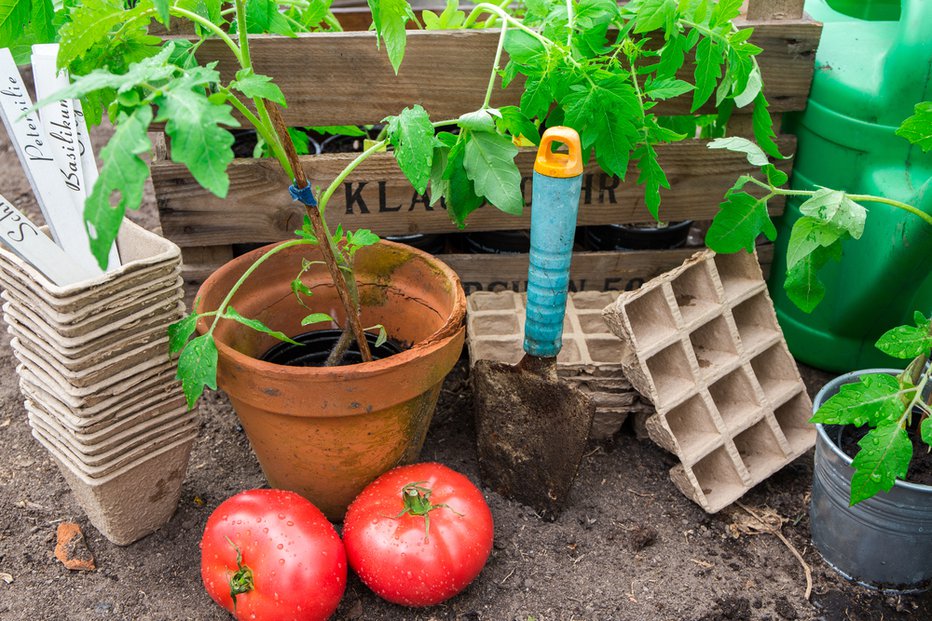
[311,125,367,137]
[634,142,669,221]
[443,136,485,227]
[58,0,154,68]
[155,78,239,198]
[692,36,723,112]
[29,0,54,42]
[783,243,841,313]
[798,188,867,240]
[301,312,335,326]
[752,93,783,159]
[712,0,744,26]
[850,424,912,505]
[645,77,694,101]
[0,0,29,44]
[763,163,788,187]
[168,312,200,356]
[224,306,301,345]
[562,74,641,178]
[294,215,318,242]
[496,105,540,145]
[503,29,547,69]
[152,0,171,24]
[176,333,219,409]
[458,109,497,133]
[463,131,523,215]
[922,417,932,447]
[707,136,769,167]
[785,216,845,270]
[895,101,932,152]
[372,324,388,348]
[705,191,775,253]
[875,324,932,359]
[429,138,451,207]
[230,68,286,106]
[811,373,905,428]
[244,0,295,36]
[520,76,554,120]
[632,0,676,33]
[385,104,434,194]
[85,105,153,270]
[367,0,415,74]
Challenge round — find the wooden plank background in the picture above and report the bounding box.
[154,136,795,245]
[184,17,819,126]
[179,244,775,302]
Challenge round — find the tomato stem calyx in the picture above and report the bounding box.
[225,536,255,611]
[396,482,463,542]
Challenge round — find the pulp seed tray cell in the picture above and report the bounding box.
[466,291,651,439]
[602,249,815,513]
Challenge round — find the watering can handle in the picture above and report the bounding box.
[523,127,584,358]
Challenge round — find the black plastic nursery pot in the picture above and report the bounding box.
[580,220,693,251]
[463,230,531,254]
[810,369,932,592]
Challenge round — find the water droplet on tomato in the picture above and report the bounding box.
[263,528,269,534]
[278,513,286,520]
[277,543,284,550]
[279,558,286,565]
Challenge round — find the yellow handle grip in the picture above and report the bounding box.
[534,126,583,178]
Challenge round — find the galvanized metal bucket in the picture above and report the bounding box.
[811,368,932,592]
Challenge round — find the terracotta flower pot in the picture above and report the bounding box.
[196,240,466,520]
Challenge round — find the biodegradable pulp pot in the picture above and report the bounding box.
[811,368,932,592]
[196,239,466,520]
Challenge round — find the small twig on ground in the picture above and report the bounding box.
[626,488,654,498]
[690,558,714,569]
[736,501,812,601]
[499,566,516,585]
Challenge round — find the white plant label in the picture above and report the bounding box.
[0,47,102,276]
[31,43,121,270]
[0,193,93,286]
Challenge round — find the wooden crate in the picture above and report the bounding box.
[150,0,817,298]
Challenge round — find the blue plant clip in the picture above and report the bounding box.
[289,183,318,208]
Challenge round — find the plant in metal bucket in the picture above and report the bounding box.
[810,312,932,504]
[27,0,777,410]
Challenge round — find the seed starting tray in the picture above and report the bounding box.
[602,249,815,513]
[466,291,652,439]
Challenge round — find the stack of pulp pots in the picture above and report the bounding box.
[0,220,193,545]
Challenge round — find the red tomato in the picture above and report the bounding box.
[342,462,494,607]
[200,489,346,621]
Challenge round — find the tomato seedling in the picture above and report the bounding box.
[200,489,346,621]
[343,463,494,607]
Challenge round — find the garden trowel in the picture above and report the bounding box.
[473,127,594,519]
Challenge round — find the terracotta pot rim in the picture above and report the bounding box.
[195,238,467,378]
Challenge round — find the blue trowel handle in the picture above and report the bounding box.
[524,127,584,358]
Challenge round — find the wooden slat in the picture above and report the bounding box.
[747,0,806,21]
[180,244,775,301]
[154,135,795,245]
[189,18,819,126]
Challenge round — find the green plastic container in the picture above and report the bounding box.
[770,0,932,372]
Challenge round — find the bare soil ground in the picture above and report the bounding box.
[1,123,932,621]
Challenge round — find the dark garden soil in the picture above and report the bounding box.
[833,421,932,488]
[2,124,932,621]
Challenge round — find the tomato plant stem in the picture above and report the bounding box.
[482,23,509,109]
[207,238,316,336]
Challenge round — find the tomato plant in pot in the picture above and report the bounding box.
[40,0,777,518]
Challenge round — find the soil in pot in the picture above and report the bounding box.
[261,328,403,366]
[828,420,932,486]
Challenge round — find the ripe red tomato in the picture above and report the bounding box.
[200,489,346,621]
[342,462,494,607]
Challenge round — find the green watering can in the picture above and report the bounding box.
[770,0,932,372]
